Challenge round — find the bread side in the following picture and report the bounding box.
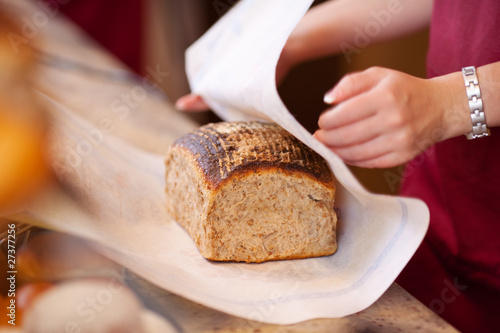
[165,121,337,263]
[165,145,211,251]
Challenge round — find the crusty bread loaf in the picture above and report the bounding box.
[165,121,337,263]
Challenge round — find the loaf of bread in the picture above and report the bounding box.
[165,121,337,263]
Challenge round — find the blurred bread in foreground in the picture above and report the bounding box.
[23,279,144,333]
[165,121,337,263]
[0,12,51,213]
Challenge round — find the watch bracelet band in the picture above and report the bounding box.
[462,66,490,139]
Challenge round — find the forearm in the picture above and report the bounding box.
[477,63,500,130]
[284,0,434,66]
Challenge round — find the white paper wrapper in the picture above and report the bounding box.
[14,0,429,325]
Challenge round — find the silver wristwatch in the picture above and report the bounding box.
[462,66,490,139]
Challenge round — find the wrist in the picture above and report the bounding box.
[430,72,472,141]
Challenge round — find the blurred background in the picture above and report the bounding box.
[32,0,429,193]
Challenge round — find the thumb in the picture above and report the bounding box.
[175,94,210,112]
[323,67,383,104]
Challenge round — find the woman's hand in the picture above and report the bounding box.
[315,66,469,168]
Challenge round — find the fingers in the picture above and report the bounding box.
[319,132,404,165]
[316,130,410,168]
[316,67,427,168]
[318,91,378,130]
[175,94,210,112]
[346,152,407,169]
[316,110,414,168]
[315,112,383,147]
[323,67,383,104]
[316,123,418,168]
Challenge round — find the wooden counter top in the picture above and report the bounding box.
[128,272,457,333]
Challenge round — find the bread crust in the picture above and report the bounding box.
[172,121,335,189]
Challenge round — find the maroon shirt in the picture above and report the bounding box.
[397,0,500,332]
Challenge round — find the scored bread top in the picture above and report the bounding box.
[171,121,335,189]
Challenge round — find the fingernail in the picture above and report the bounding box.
[323,89,336,104]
